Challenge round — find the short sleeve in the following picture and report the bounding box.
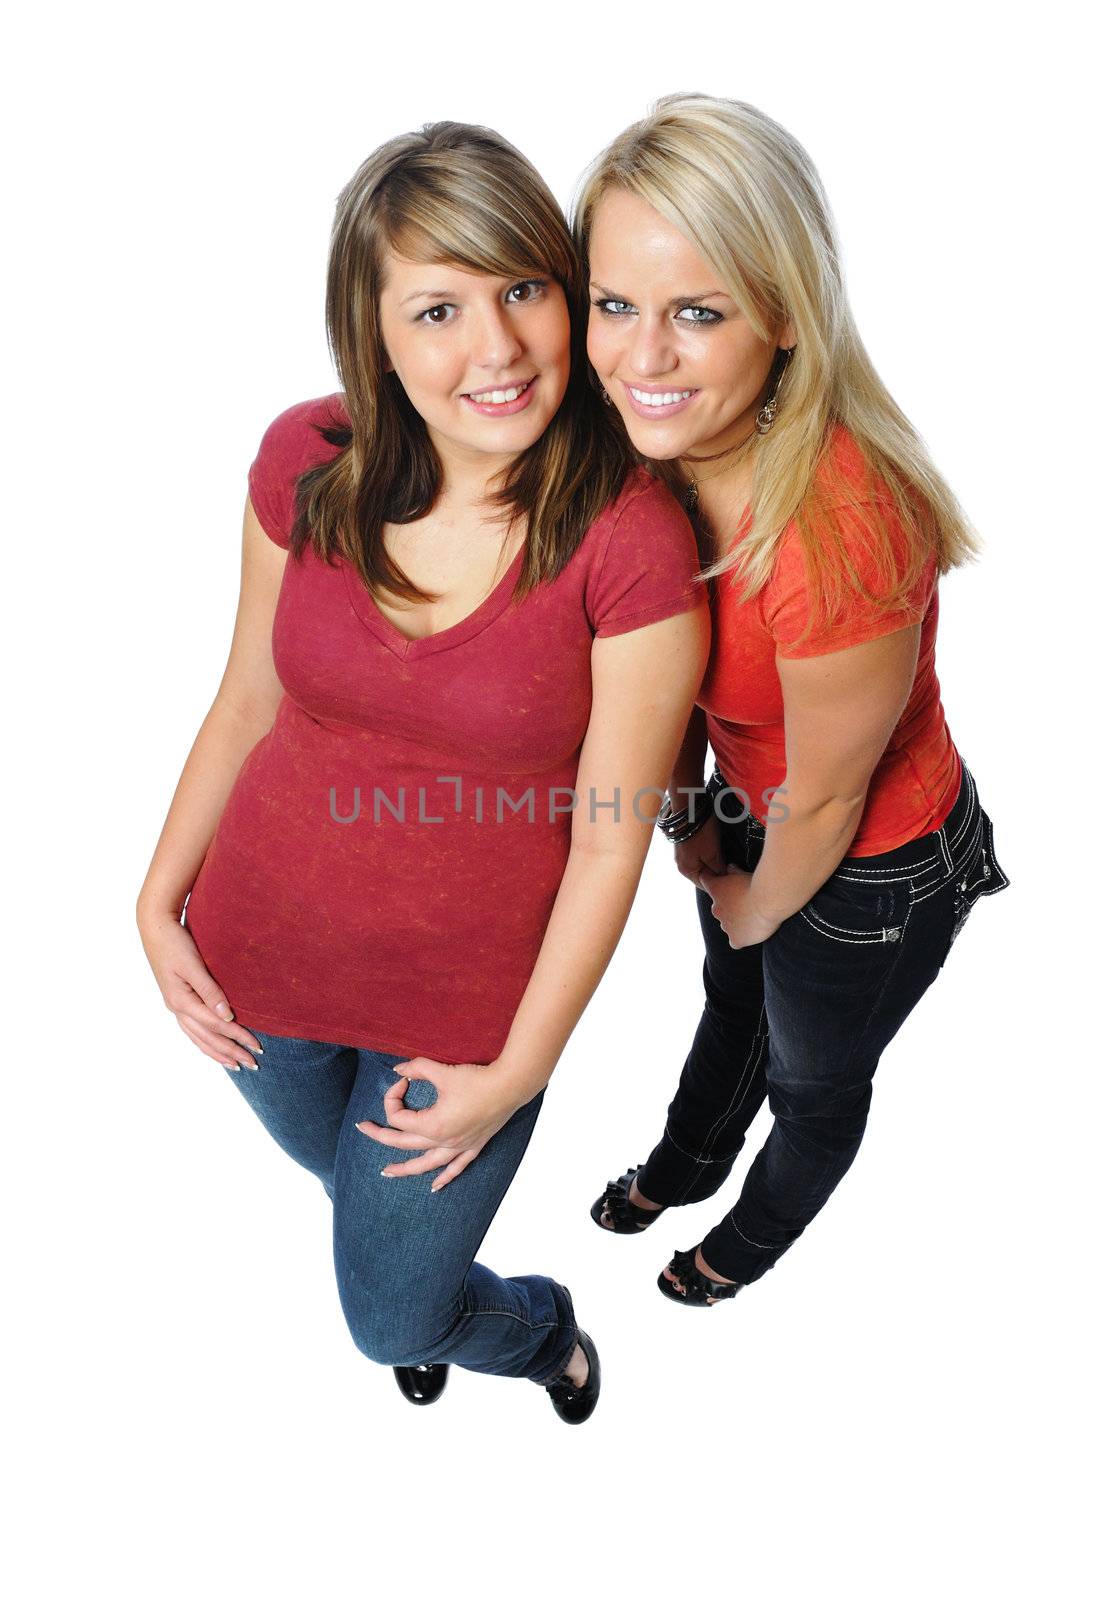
[586,474,706,638]
[247,395,345,549]
[761,500,937,659]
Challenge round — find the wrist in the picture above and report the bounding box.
[136,892,186,931]
[491,1049,555,1109]
[746,874,785,934]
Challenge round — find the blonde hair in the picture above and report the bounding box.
[291,121,629,606]
[572,93,979,645]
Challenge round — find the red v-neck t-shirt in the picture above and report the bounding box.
[184,394,705,1062]
[697,424,961,854]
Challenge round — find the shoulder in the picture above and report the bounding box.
[583,468,705,639]
[587,466,694,551]
[247,392,349,548]
[251,391,349,476]
[762,426,937,654]
[778,425,926,581]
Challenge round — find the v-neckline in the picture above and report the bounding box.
[342,540,528,661]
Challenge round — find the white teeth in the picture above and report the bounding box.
[468,381,529,404]
[629,387,693,407]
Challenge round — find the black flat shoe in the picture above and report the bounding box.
[590,1165,665,1234]
[393,1363,449,1406]
[658,1247,741,1307]
[544,1329,601,1425]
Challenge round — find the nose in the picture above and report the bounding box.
[627,314,679,380]
[472,302,524,373]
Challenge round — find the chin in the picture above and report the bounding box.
[622,423,690,461]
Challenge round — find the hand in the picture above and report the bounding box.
[355,1057,523,1191]
[137,905,263,1070]
[674,815,725,884]
[697,864,781,950]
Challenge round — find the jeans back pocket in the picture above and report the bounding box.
[948,809,1011,947]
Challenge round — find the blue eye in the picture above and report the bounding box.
[593,297,634,316]
[676,306,722,325]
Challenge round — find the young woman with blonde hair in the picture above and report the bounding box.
[575,94,1010,1304]
[136,120,708,1414]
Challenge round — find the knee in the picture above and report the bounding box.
[349,1315,450,1369]
[336,1271,456,1367]
[768,1071,873,1147]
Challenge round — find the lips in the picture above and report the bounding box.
[460,375,539,419]
[462,376,536,405]
[620,381,700,419]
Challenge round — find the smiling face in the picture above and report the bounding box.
[377,253,572,480]
[587,188,792,465]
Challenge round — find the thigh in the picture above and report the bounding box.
[333,1052,545,1314]
[761,874,932,1096]
[223,1027,359,1186]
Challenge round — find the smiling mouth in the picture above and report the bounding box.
[462,376,536,405]
[624,383,698,409]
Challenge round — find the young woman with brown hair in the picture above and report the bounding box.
[136,120,709,1417]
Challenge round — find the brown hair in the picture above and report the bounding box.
[288,120,631,607]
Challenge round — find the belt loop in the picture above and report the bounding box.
[937,824,954,875]
[937,758,971,874]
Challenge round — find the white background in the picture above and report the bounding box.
[7,2,1107,1596]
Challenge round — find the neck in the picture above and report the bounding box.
[431,434,519,512]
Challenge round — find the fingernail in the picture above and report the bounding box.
[224,1062,240,1072]
[380,1169,395,1178]
[216,1003,233,1021]
[243,1061,258,1071]
[249,1043,264,1055]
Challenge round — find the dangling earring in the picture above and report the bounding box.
[754,346,794,435]
[590,372,614,407]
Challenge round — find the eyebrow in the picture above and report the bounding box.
[399,288,457,305]
[590,282,731,306]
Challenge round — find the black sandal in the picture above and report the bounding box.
[590,1165,665,1234]
[657,1246,741,1307]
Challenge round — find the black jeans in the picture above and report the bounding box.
[638,758,1011,1286]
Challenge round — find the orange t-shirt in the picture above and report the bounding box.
[697,425,962,856]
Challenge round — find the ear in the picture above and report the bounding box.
[778,319,797,351]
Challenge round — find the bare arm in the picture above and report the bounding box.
[136,495,288,921]
[745,623,921,927]
[668,703,710,804]
[497,600,711,1102]
[699,623,921,949]
[135,496,288,1066]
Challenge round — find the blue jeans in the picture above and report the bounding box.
[638,757,1012,1284]
[223,1034,578,1383]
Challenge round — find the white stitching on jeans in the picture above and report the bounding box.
[668,1003,769,1203]
[693,1006,769,1159]
[726,1214,777,1249]
[801,904,892,941]
[664,1125,738,1164]
[799,910,891,943]
[947,774,976,852]
[836,855,935,879]
[938,828,954,874]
